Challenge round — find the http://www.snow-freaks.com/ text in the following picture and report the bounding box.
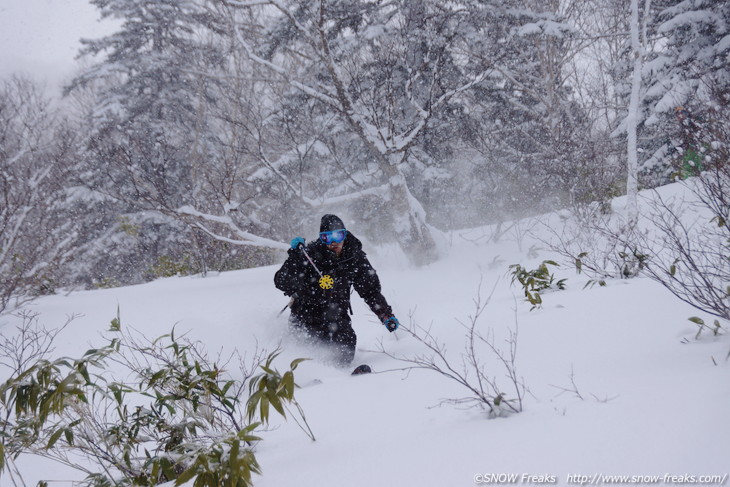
[473,473,728,485]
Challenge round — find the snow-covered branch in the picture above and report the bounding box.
[316,182,391,207]
[177,206,289,250]
[231,21,340,108]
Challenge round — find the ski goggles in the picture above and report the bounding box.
[319,229,347,244]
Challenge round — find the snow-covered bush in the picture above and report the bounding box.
[628,88,730,324]
[0,78,79,314]
[246,353,315,442]
[632,177,729,323]
[378,285,525,418]
[538,203,649,282]
[509,260,567,310]
[0,311,310,487]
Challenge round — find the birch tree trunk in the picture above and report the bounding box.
[626,0,650,226]
[380,156,439,265]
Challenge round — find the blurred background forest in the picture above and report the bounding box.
[1,0,728,311]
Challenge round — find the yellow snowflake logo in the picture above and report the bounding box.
[319,275,334,289]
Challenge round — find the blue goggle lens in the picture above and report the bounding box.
[320,229,347,244]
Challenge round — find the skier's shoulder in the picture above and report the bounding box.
[305,239,320,253]
[345,232,365,253]
[294,240,333,268]
[343,233,369,261]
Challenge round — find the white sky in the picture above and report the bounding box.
[0,0,116,96]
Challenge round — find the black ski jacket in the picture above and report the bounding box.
[274,233,392,325]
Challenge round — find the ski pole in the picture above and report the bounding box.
[278,295,295,316]
[297,242,324,278]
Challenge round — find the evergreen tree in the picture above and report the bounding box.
[647,0,730,117]
[67,0,228,284]
[639,0,729,183]
[458,0,604,219]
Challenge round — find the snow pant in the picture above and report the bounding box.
[289,302,356,366]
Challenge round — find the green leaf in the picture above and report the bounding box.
[260,395,270,422]
[264,350,281,368]
[152,332,172,346]
[259,365,276,376]
[64,428,74,446]
[277,371,294,398]
[239,422,262,441]
[289,358,309,371]
[175,462,198,486]
[269,395,286,418]
[221,380,235,396]
[688,317,705,326]
[230,439,241,483]
[161,457,176,481]
[240,430,262,444]
[76,364,92,386]
[47,427,65,449]
[150,459,161,482]
[713,320,722,336]
[110,306,121,331]
[149,369,168,385]
[246,392,260,421]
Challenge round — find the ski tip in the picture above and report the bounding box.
[351,364,372,375]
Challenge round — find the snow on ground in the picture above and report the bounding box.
[3,182,729,487]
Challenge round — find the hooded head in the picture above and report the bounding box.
[319,214,347,256]
[320,214,346,233]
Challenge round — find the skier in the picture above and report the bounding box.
[274,214,399,367]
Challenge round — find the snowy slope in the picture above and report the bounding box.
[3,183,729,486]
